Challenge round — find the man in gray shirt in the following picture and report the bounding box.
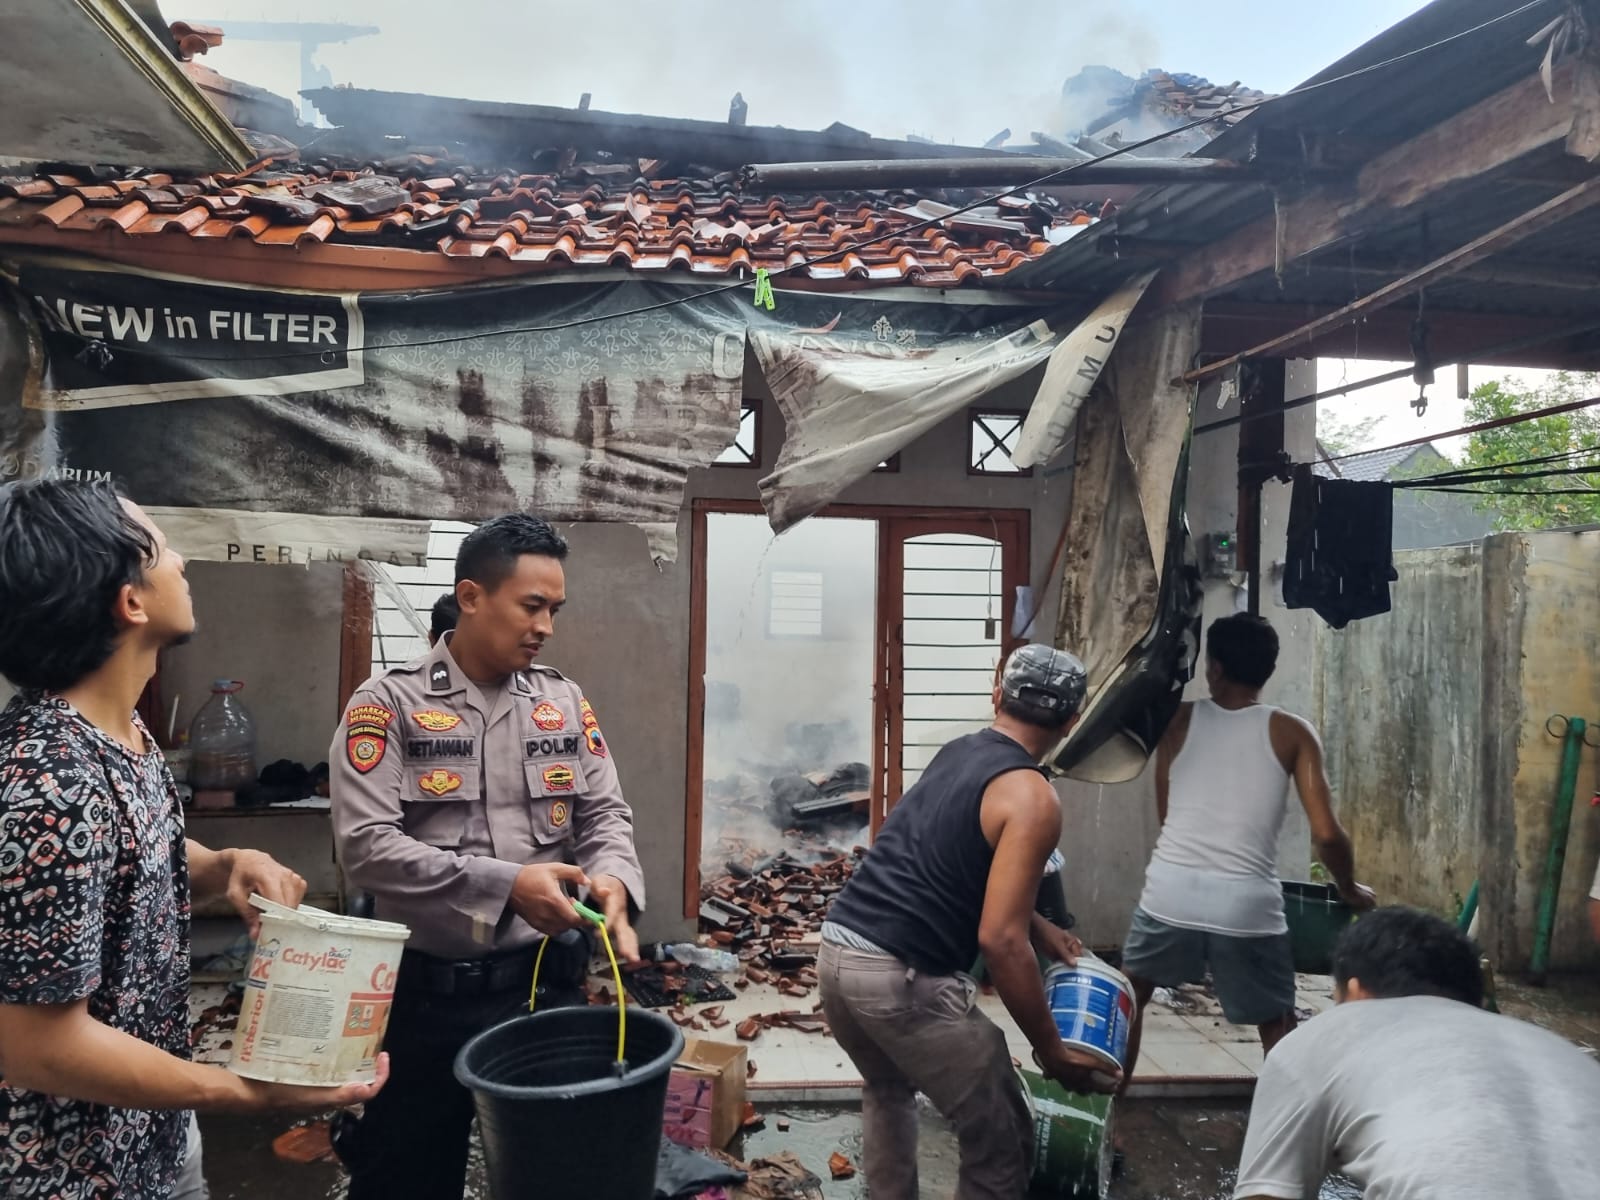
[1235,906,1600,1199]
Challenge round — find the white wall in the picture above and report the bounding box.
[160,561,347,768]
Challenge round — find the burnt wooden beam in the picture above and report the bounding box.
[1200,304,1600,371]
[739,155,1304,191]
[1236,359,1288,617]
[1294,256,1600,292]
[1152,59,1587,310]
[1184,175,1600,383]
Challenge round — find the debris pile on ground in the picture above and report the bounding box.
[707,1150,823,1200]
[272,1121,337,1165]
[691,841,865,1039]
[189,986,241,1064]
[619,962,737,1016]
[768,763,870,826]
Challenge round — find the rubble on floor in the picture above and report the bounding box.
[707,1150,824,1200]
[612,836,866,1041]
[189,983,241,1064]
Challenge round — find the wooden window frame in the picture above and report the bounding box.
[339,563,375,711]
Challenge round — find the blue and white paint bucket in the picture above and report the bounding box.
[1043,954,1135,1073]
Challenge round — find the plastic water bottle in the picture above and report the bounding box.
[662,943,740,973]
[189,680,258,791]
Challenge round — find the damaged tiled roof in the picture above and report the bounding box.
[1138,72,1271,129]
[0,159,1100,288]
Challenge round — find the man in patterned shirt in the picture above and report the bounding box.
[0,480,390,1200]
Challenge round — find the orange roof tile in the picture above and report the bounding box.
[0,160,1098,289]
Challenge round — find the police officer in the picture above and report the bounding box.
[330,514,645,1200]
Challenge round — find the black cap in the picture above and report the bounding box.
[1000,644,1088,721]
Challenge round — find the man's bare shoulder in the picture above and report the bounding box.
[1160,701,1197,749]
[1269,708,1320,740]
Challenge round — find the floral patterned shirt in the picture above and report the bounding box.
[0,694,192,1199]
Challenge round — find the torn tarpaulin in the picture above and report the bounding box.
[1050,305,1204,783]
[1011,271,1156,471]
[751,296,1089,532]
[2,257,748,562]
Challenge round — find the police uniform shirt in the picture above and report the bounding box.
[330,633,645,959]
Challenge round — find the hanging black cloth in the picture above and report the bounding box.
[1282,464,1399,629]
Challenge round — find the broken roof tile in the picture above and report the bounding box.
[0,160,1094,289]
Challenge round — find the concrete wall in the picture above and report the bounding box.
[1317,543,1487,917]
[1495,533,1600,972]
[1314,530,1600,973]
[160,561,346,768]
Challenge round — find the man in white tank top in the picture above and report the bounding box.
[1119,615,1375,1089]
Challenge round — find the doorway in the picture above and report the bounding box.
[685,502,1029,914]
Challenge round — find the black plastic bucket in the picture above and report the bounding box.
[454,1006,684,1200]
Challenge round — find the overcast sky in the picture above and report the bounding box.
[189,0,1432,145]
[188,0,1535,455]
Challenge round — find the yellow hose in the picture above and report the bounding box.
[529,918,627,1064]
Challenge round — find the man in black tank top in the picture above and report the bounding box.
[820,644,1119,1200]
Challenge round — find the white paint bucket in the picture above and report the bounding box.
[230,895,410,1087]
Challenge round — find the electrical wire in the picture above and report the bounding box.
[1315,389,1600,466]
[41,0,1554,368]
[1397,444,1600,487]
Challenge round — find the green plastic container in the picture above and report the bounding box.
[1017,1069,1114,1198]
[1282,880,1356,975]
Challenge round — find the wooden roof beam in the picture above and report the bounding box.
[1151,58,1588,309]
[1184,175,1600,383]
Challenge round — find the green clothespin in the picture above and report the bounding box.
[752,268,776,311]
[572,900,607,926]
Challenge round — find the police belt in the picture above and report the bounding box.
[398,944,546,999]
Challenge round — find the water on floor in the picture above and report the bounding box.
[199,1097,1362,1199]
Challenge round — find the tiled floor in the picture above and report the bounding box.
[189,972,1340,1096]
[719,974,1338,1095]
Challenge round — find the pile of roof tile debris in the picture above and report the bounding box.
[698,838,866,1042]
[189,985,241,1065]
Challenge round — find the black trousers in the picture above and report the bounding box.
[338,938,589,1200]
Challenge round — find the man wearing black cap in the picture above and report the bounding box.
[819,644,1117,1200]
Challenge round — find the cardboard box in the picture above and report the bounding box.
[662,1038,747,1150]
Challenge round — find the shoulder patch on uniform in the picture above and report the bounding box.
[347,704,396,774]
[585,727,607,758]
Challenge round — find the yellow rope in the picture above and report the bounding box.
[529,916,627,1064]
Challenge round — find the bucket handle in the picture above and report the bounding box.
[530,901,626,1064]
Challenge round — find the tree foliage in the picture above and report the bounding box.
[1317,412,1383,456]
[1459,372,1600,531]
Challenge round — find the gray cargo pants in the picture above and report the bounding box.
[817,942,1031,1200]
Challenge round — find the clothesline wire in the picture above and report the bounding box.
[1272,390,1600,477]
[33,0,1552,368]
[1396,444,1600,487]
